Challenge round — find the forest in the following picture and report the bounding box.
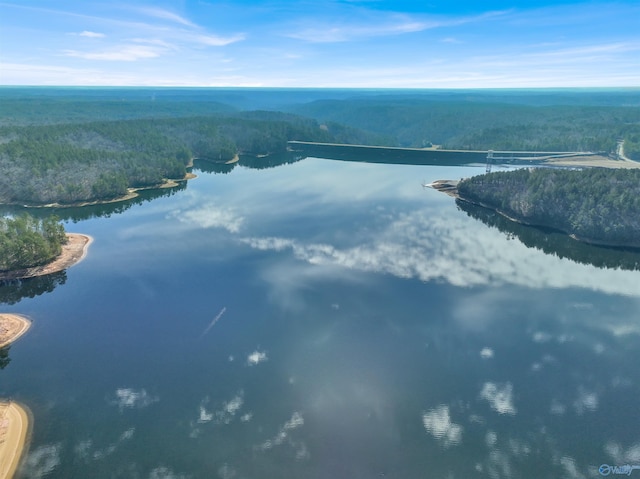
[290,98,640,157]
[0,88,638,206]
[0,214,67,271]
[457,168,640,247]
[0,114,360,205]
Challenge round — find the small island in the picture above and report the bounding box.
[432,167,640,248]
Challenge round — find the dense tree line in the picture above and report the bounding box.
[0,114,346,205]
[291,99,640,157]
[0,215,67,271]
[457,168,640,247]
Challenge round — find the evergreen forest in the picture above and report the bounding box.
[0,114,357,204]
[457,168,640,247]
[0,215,67,272]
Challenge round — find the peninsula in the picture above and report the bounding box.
[431,167,640,249]
[0,314,31,349]
[0,401,30,479]
[0,233,92,281]
[0,315,31,479]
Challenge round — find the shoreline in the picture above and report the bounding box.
[0,314,31,349]
[0,402,31,479]
[0,233,93,281]
[429,180,640,250]
[8,173,196,209]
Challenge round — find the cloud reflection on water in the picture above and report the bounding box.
[240,207,640,297]
[421,404,463,447]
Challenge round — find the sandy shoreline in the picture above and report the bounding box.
[0,402,31,479]
[0,314,31,350]
[0,233,93,281]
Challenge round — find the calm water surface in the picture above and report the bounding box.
[2,158,640,479]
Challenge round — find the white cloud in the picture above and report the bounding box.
[240,205,640,297]
[421,405,463,447]
[550,399,566,415]
[198,391,245,425]
[287,18,433,43]
[170,203,245,233]
[480,347,494,359]
[112,388,159,410]
[135,7,198,28]
[149,466,189,479]
[198,405,214,424]
[77,30,105,38]
[285,9,508,43]
[485,430,498,447]
[559,456,586,479]
[75,428,135,461]
[256,412,305,452]
[23,444,62,478]
[194,33,246,47]
[572,387,598,415]
[479,382,517,415]
[605,441,640,464]
[247,350,268,366]
[64,44,166,61]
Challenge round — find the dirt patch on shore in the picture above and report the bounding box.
[543,155,640,169]
[0,233,92,281]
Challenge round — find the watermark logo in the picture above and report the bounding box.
[599,464,640,476]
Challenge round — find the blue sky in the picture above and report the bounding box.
[0,1,638,87]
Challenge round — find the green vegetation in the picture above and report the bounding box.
[291,99,640,158]
[0,114,349,205]
[0,215,67,271]
[457,200,640,271]
[457,168,640,247]
[2,88,638,207]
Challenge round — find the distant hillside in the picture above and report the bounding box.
[290,98,640,158]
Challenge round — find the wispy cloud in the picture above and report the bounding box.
[193,33,246,47]
[134,6,199,28]
[77,30,105,38]
[285,9,508,43]
[64,44,167,61]
[440,37,463,44]
[169,202,245,233]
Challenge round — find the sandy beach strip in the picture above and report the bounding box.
[0,315,31,350]
[0,402,31,479]
[0,233,93,281]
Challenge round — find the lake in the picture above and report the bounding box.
[2,156,640,479]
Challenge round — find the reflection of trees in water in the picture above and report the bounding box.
[0,347,10,369]
[193,152,303,174]
[238,152,303,169]
[0,271,67,305]
[457,200,640,271]
[0,181,187,222]
[193,159,237,174]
